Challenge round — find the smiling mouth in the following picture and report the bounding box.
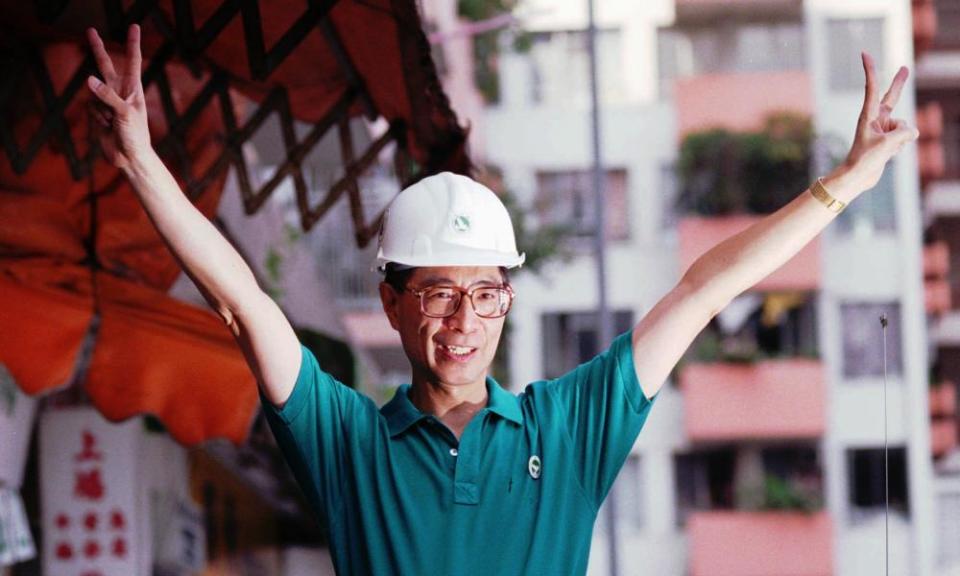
[438,344,477,359]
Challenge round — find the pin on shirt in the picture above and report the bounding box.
[528,455,541,480]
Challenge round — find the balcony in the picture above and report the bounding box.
[931,380,958,458]
[680,359,825,441]
[674,0,802,22]
[679,216,821,290]
[932,420,958,458]
[924,241,952,315]
[931,380,957,416]
[927,279,953,314]
[688,511,832,576]
[914,0,939,57]
[917,102,946,184]
[925,240,950,277]
[674,71,812,141]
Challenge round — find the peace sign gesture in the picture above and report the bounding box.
[841,52,919,193]
[86,25,151,171]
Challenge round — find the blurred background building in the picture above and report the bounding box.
[3,0,960,575]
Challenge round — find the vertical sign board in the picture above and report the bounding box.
[40,408,143,576]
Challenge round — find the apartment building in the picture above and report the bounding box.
[484,0,939,574]
[915,0,960,573]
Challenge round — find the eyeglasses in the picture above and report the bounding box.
[406,285,515,319]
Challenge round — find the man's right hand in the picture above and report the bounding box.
[87,25,152,172]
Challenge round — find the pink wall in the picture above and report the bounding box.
[679,216,821,290]
[675,71,813,141]
[932,419,958,458]
[680,359,826,440]
[924,241,950,277]
[925,278,952,314]
[689,511,833,576]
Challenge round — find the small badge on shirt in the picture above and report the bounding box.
[528,455,542,480]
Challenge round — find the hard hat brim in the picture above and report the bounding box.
[376,247,525,271]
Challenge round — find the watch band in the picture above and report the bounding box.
[810,177,846,213]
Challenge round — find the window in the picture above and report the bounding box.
[656,20,805,87]
[934,1,960,49]
[835,164,897,236]
[309,166,396,307]
[840,302,903,378]
[527,28,623,106]
[677,445,824,524]
[659,162,679,232]
[847,447,909,521]
[827,18,885,92]
[541,310,634,379]
[535,169,629,242]
[937,492,960,567]
[734,23,805,73]
[687,291,818,362]
[598,454,644,535]
[674,448,736,525]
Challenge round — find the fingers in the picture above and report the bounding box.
[861,52,878,120]
[86,28,118,86]
[127,24,142,83]
[879,66,909,118]
[91,105,112,128]
[87,75,126,111]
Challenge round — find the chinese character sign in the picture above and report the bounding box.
[41,409,142,576]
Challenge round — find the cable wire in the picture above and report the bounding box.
[880,313,889,576]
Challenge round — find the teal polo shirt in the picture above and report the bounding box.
[262,330,657,576]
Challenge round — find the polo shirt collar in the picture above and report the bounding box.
[382,378,523,438]
[484,376,523,425]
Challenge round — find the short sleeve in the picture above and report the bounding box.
[260,344,380,524]
[541,330,657,509]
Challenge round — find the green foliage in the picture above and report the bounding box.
[263,247,284,301]
[473,33,502,104]
[456,0,529,103]
[677,113,813,216]
[458,0,518,22]
[762,475,822,513]
[497,186,575,275]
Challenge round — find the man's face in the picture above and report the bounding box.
[380,266,509,389]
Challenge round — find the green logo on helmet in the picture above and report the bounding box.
[452,215,471,232]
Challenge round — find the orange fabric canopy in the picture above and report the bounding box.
[0,0,468,445]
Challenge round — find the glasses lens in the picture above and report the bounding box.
[421,287,460,317]
[474,287,510,318]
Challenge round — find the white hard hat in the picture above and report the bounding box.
[376,172,525,270]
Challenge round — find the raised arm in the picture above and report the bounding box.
[631,53,919,400]
[87,25,300,405]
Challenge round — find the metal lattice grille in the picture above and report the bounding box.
[0,0,460,247]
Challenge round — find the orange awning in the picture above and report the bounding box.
[0,0,469,445]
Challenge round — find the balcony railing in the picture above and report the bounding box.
[931,380,958,458]
[688,510,832,576]
[674,71,812,141]
[680,358,826,441]
[924,241,952,315]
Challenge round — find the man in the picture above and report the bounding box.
[87,23,918,575]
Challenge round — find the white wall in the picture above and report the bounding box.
[805,1,934,574]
